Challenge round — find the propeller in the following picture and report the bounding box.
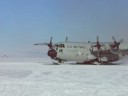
[34,37,53,47]
[94,36,101,51]
[34,37,57,59]
[34,37,54,49]
[90,36,102,60]
[112,36,124,50]
[94,36,107,62]
[65,36,68,42]
[111,36,124,58]
[47,37,53,49]
[47,37,57,59]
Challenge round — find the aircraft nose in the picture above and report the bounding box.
[47,49,57,58]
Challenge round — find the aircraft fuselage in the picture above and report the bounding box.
[48,42,128,64]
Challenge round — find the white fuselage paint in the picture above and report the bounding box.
[52,42,128,63]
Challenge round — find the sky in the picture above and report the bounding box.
[0,0,128,57]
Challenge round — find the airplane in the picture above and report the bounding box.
[34,36,128,64]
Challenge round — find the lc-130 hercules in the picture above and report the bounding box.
[34,36,128,64]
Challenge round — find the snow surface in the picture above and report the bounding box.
[0,57,128,96]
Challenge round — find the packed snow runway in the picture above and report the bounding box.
[0,58,128,96]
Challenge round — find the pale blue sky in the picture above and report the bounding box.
[0,0,128,57]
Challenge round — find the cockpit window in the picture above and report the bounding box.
[55,44,65,48]
[61,44,65,47]
[58,44,65,48]
[54,44,59,47]
[59,49,63,52]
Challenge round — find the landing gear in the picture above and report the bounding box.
[52,58,64,65]
[53,60,64,65]
[54,57,64,64]
[58,60,64,63]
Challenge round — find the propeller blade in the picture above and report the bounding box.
[93,36,101,50]
[112,36,116,42]
[34,42,48,45]
[97,36,99,43]
[112,36,118,45]
[119,39,124,43]
[97,36,99,41]
[111,36,124,49]
[34,37,54,49]
[65,36,68,42]
[96,36,101,50]
[97,51,99,57]
[48,37,53,49]
[50,37,53,44]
